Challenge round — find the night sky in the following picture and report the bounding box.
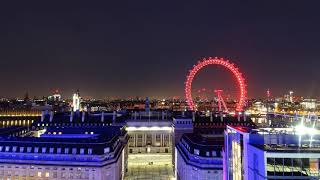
[0,1,319,99]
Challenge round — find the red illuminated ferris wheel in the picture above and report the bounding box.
[185,57,247,112]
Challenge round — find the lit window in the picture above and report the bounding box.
[57,148,62,154]
[206,151,210,156]
[34,147,39,153]
[42,147,47,153]
[59,132,62,135]
[37,172,42,177]
[90,132,94,134]
[49,148,54,154]
[20,147,24,152]
[45,172,49,177]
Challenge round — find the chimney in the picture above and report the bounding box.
[112,111,116,124]
[101,111,105,122]
[49,111,54,122]
[70,111,74,122]
[82,111,85,122]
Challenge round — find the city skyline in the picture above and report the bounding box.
[1,1,320,98]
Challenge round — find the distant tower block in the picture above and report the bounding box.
[214,90,228,112]
[73,90,81,112]
[145,97,150,112]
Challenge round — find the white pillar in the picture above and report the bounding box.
[101,111,104,122]
[41,111,45,122]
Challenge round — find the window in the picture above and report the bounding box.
[5,146,10,152]
[12,146,17,152]
[72,148,77,154]
[27,147,32,153]
[37,172,42,177]
[20,147,24,152]
[64,148,69,154]
[212,151,217,157]
[0,146,2,151]
[57,148,61,154]
[194,149,200,155]
[49,148,54,154]
[80,148,85,154]
[42,147,47,153]
[206,151,210,157]
[45,172,49,177]
[34,147,39,153]
[104,147,110,154]
[88,148,92,155]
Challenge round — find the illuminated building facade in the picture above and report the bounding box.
[175,133,224,180]
[126,111,173,154]
[0,126,128,180]
[224,125,320,180]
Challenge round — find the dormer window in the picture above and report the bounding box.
[80,148,85,154]
[88,148,92,155]
[5,146,10,152]
[72,148,77,154]
[206,151,210,157]
[27,147,32,153]
[104,147,110,154]
[194,149,200,156]
[64,148,69,154]
[212,151,217,157]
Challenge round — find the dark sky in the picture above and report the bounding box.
[0,1,319,99]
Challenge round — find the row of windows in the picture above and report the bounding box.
[181,139,219,157]
[0,146,110,155]
[176,120,192,125]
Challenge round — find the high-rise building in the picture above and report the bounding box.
[72,90,81,112]
[224,125,320,180]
